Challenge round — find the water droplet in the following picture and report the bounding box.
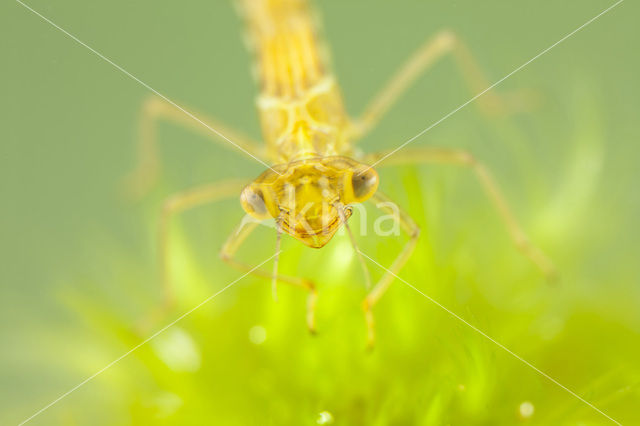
[154,392,183,419]
[519,401,535,419]
[151,327,201,372]
[317,411,334,424]
[249,325,267,344]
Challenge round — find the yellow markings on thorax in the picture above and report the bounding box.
[239,0,351,163]
[257,77,349,162]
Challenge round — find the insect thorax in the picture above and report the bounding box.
[239,0,352,163]
[257,77,351,163]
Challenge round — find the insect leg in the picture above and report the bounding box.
[138,179,248,331]
[351,30,536,140]
[364,147,556,279]
[220,219,318,333]
[123,96,267,198]
[362,192,420,348]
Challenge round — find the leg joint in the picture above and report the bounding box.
[409,225,421,239]
[142,96,168,116]
[436,29,457,49]
[456,150,476,166]
[302,278,316,292]
[362,297,372,312]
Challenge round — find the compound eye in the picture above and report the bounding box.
[350,169,379,201]
[240,186,270,219]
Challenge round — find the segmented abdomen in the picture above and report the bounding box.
[238,0,350,163]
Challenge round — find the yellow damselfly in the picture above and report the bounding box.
[126,0,554,347]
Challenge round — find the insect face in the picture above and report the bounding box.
[240,156,379,248]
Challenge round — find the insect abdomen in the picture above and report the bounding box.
[239,0,327,98]
[238,0,350,162]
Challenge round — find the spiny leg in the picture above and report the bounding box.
[124,96,267,198]
[364,147,556,279]
[351,30,535,140]
[362,192,420,348]
[220,218,318,333]
[138,179,248,331]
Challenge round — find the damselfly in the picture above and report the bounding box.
[126,0,554,346]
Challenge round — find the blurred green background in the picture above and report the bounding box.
[2,0,639,424]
